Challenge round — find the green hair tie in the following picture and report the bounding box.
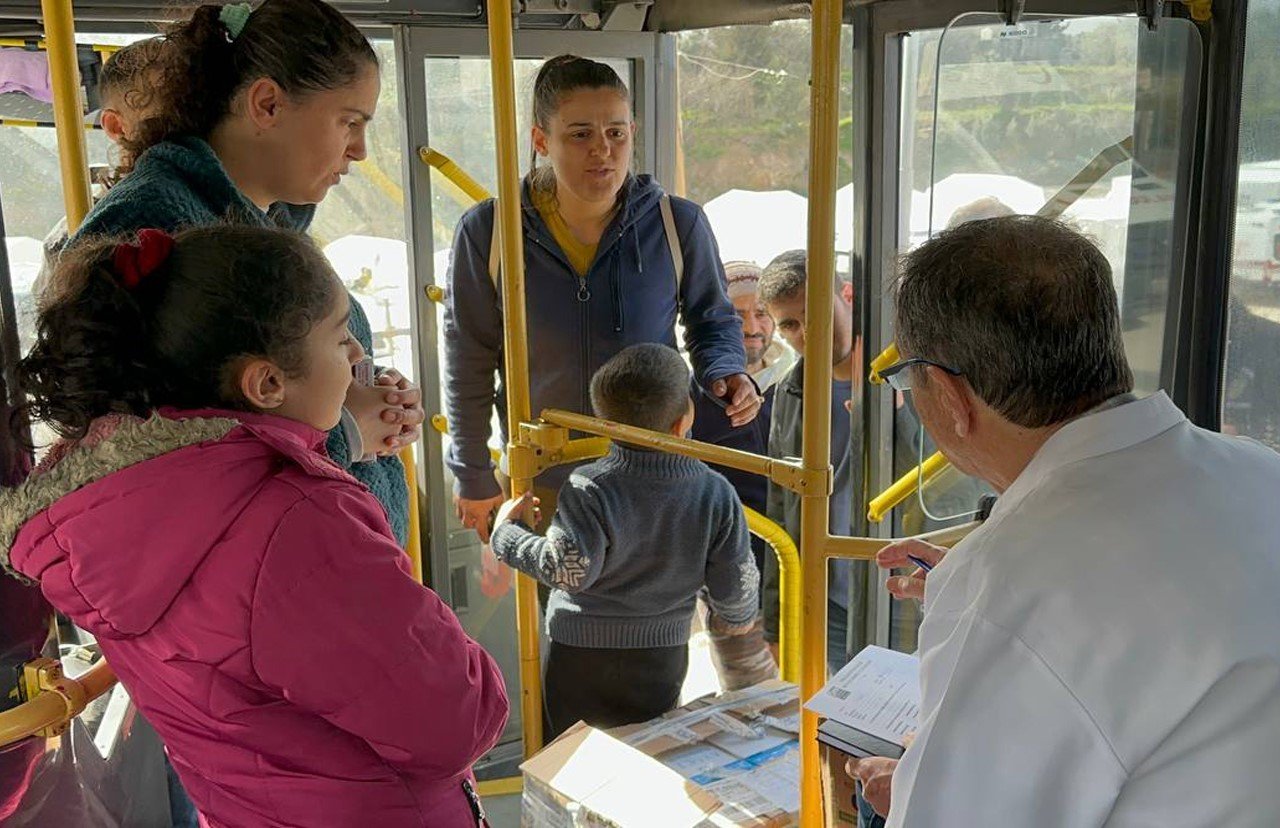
[219,3,253,40]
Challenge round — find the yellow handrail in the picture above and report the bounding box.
[400,447,424,584]
[799,0,843,822]
[485,0,543,759]
[743,507,800,684]
[41,0,90,231]
[0,657,118,747]
[420,148,493,205]
[0,37,118,55]
[867,450,949,523]
[868,342,900,385]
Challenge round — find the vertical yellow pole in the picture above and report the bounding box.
[41,0,91,231]
[800,0,842,825]
[486,0,543,757]
[399,447,424,584]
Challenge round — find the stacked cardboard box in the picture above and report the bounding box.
[520,681,800,827]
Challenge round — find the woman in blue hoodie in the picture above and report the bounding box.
[445,55,759,537]
[63,0,419,546]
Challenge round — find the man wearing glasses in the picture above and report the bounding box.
[849,215,1280,826]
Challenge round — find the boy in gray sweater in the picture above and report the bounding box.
[492,343,760,738]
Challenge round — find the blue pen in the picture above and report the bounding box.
[906,554,934,573]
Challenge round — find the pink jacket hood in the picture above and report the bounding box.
[3,409,508,827]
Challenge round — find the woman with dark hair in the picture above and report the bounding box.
[445,55,758,538]
[65,0,421,546]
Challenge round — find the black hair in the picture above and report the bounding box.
[18,226,340,440]
[125,0,377,161]
[528,54,631,194]
[895,215,1133,428]
[589,343,691,434]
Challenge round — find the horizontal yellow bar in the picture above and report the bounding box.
[0,658,117,747]
[541,408,777,480]
[915,520,981,548]
[0,38,118,54]
[823,534,885,560]
[867,450,949,523]
[868,342,900,385]
[476,776,523,797]
[557,437,610,466]
[0,118,96,130]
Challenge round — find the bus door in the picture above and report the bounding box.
[393,21,676,773]
[850,4,1203,653]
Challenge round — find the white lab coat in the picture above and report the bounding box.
[888,392,1280,827]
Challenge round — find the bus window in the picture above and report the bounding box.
[891,13,1200,651]
[1223,0,1280,451]
[316,41,414,382]
[679,22,855,274]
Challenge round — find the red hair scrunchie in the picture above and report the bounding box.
[113,228,174,290]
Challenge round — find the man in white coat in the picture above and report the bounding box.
[848,215,1280,827]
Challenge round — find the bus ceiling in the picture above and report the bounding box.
[0,1,1211,32]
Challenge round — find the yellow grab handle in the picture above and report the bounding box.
[868,342,900,385]
[744,507,800,684]
[867,450,949,523]
[419,147,492,205]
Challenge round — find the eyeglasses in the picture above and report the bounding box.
[878,357,963,392]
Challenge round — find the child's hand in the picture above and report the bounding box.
[708,614,755,636]
[374,369,425,453]
[493,492,541,533]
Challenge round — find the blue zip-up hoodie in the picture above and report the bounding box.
[67,137,409,544]
[443,174,747,499]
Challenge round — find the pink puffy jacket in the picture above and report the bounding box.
[2,409,509,827]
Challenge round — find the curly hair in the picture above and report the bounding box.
[18,225,339,439]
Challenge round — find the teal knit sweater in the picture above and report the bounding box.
[70,137,409,544]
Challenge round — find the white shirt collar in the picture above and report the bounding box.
[989,391,1186,522]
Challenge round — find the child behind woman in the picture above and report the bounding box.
[492,343,760,738]
[2,226,507,827]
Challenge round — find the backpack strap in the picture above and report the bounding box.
[487,198,502,288]
[659,194,684,305]
[488,194,686,303]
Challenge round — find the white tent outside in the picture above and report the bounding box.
[1237,160,1280,206]
[6,236,44,296]
[922,172,1047,231]
[703,188,808,269]
[323,234,415,377]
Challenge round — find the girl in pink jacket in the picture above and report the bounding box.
[1,226,509,827]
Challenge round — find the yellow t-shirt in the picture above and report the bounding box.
[533,189,598,277]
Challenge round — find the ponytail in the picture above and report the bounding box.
[125,0,377,161]
[19,226,339,440]
[18,242,162,438]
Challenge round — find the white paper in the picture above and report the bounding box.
[804,645,921,745]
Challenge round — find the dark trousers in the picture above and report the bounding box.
[543,641,689,740]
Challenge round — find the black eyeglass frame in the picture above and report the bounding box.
[878,357,963,391]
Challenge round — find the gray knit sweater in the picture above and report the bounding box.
[490,444,759,649]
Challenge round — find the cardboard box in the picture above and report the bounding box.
[819,741,859,828]
[519,681,800,827]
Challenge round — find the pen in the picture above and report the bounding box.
[906,554,934,573]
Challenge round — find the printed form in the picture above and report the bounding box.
[804,645,921,745]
